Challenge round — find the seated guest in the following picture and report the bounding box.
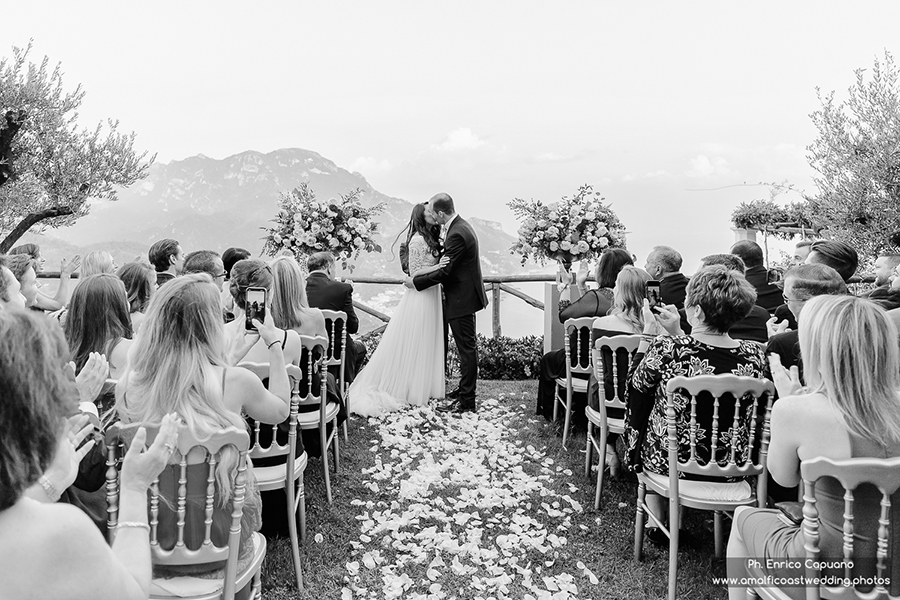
[535,249,633,427]
[588,265,650,476]
[790,239,812,265]
[766,263,847,383]
[643,245,689,309]
[222,247,252,322]
[806,239,858,283]
[872,252,900,289]
[0,256,27,310]
[65,274,134,410]
[4,254,39,308]
[627,266,765,543]
[270,255,328,338]
[0,308,180,600]
[306,252,367,384]
[183,250,226,292]
[80,250,117,278]
[727,295,900,600]
[117,262,156,334]
[679,253,769,342]
[9,243,79,311]
[730,240,782,312]
[225,259,303,366]
[559,248,633,322]
[116,275,291,592]
[148,238,184,287]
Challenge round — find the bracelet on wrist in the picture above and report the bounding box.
[267,340,281,350]
[116,521,151,533]
[38,475,61,502]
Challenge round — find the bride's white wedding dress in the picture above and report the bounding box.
[349,234,445,417]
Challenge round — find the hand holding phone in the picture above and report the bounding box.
[244,287,267,331]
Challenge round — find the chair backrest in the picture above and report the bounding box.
[563,317,596,375]
[664,375,774,481]
[319,309,348,389]
[592,335,641,414]
[288,335,329,428]
[237,362,300,464]
[105,424,251,597]
[800,456,900,600]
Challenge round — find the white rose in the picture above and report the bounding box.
[549,241,559,252]
[560,240,572,251]
[585,211,596,220]
[599,237,609,248]
[597,225,608,236]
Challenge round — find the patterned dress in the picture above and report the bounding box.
[625,336,767,477]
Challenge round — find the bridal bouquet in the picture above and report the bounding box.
[508,184,626,266]
[263,183,384,271]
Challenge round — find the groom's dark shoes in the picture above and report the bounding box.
[446,387,461,399]
[437,399,476,414]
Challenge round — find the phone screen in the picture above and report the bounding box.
[245,288,267,331]
[646,280,662,309]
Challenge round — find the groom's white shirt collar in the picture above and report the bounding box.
[443,213,459,229]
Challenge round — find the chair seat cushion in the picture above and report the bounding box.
[643,471,753,502]
[252,454,308,489]
[584,407,625,433]
[297,402,340,428]
[554,378,589,392]
[149,532,265,598]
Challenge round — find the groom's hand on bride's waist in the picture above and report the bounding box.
[403,277,415,289]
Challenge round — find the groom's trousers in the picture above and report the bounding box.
[448,313,477,405]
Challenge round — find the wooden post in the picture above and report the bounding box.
[492,282,502,339]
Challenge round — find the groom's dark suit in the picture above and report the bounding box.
[413,214,488,407]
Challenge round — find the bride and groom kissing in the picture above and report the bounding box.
[348,192,488,417]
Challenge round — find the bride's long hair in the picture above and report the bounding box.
[391,202,442,259]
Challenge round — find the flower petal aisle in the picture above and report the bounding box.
[342,394,599,600]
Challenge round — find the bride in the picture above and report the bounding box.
[349,203,448,417]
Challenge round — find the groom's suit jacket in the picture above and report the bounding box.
[413,215,488,320]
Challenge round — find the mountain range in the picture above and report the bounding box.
[23,148,529,279]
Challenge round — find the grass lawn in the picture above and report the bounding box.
[260,380,729,599]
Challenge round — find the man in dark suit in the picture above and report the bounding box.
[306,252,366,385]
[730,240,782,313]
[406,193,488,414]
[644,245,689,309]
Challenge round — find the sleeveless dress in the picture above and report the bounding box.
[731,432,900,599]
[349,234,445,417]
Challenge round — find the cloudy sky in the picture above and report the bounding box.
[4,1,899,270]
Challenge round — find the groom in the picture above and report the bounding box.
[405,193,487,413]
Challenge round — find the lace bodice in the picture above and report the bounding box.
[408,235,438,275]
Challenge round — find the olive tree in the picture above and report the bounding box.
[0,43,154,252]
[805,51,900,260]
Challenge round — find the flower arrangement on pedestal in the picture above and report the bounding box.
[507,184,626,268]
[262,183,384,272]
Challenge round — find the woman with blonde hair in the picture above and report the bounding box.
[80,251,117,278]
[589,266,651,475]
[269,255,327,338]
[115,274,292,584]
[727,295,900,599]
[9,243,80,311]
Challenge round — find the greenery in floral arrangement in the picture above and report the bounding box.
[361,330,543,380]
[508,184,626,266]
[262,183,384,272]
[730,198,815,240]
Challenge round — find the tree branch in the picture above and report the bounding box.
[0,205,74,252]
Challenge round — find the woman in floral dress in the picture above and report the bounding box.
[626,265,767,542]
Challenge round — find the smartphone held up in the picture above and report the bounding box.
[245,287,267,331]
[645,280,662,310]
